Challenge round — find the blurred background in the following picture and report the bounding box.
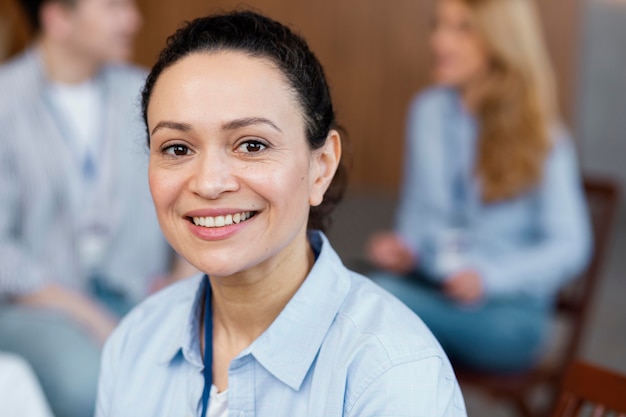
[1,0,624,415]
[0,0,591,189]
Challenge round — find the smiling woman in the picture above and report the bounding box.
[95,10,466,417]
[147,50,336,280]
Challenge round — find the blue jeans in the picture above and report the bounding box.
[371,271,551,373]
[0,278,134,417]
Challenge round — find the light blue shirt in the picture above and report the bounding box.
[396,87,592,300]
[96,232,467,417]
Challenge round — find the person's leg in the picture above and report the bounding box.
[371,272,550,373]
[427,298,550,372]
[0,305,101,417]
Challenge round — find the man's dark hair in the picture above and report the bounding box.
[141,10,347,232]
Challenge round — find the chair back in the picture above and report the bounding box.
[551,361,626,417]
[555,177,620,368]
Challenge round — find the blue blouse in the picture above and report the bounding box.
[96,232,466,417]
[395,88,592,300]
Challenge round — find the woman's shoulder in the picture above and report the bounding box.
[334,272,447,362]
[546,123,579,163]
[323,272,463,413]
[102,62,148,86]
[310,234,446,364]
[548,122,573,144]
[408,86,458,116]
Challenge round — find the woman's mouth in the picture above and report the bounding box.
[190,211,257,228]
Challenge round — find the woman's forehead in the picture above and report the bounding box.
[154,52,294,103]
[148,51,305,133]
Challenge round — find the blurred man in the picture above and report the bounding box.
[0,1,188,416]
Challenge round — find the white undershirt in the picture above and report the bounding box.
[208,385,228,417]
[47,79,101,159]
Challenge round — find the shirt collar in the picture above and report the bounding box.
[158,274,206,366]
[235,231,351,390]
[159,231,352,390]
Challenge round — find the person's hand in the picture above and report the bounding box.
[443,269,484,304]
[16,284,117,345]
[366,231,417,275]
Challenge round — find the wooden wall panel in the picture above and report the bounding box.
[0,0,582,187]
[133,0,434,188]
[536,0,582,129]
[130,0,581,188]
[0,0,32,60]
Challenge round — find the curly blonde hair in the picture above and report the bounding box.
[461,0,557,202]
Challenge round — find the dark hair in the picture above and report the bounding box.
[19,0,77,32]
[141,10,347,232]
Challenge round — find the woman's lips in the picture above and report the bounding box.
[185,210,259,241]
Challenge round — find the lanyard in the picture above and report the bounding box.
[200,277,213,417]
[43,79,107,184]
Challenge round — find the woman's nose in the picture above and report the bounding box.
[188,151,240,199]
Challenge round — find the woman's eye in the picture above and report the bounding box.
[163,144,190,156]
[238,140,267,154]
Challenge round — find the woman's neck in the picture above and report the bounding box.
[206,232,314,392]
[209,232,315,351]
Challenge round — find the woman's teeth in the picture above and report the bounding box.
[192,211,253,228]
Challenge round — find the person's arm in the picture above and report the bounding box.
[0,136,116,344]
[18,284,117,344]
[346,355,467,416]
[395,92,456,254]
[466,137,592,299]
[0,139,50,296]
[368,91,458,275]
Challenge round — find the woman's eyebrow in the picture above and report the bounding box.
[151,121,193,136]
[222,117,283,133]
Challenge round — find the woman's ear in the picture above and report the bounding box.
[309,130,342,207]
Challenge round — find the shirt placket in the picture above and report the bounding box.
[184,359,204,417]
[228,355,256,417]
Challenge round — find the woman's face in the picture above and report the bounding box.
[430,0,490,88]
[147,51,339,279]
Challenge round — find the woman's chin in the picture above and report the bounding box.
[192,264,242,279]
[189,256,256,280]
